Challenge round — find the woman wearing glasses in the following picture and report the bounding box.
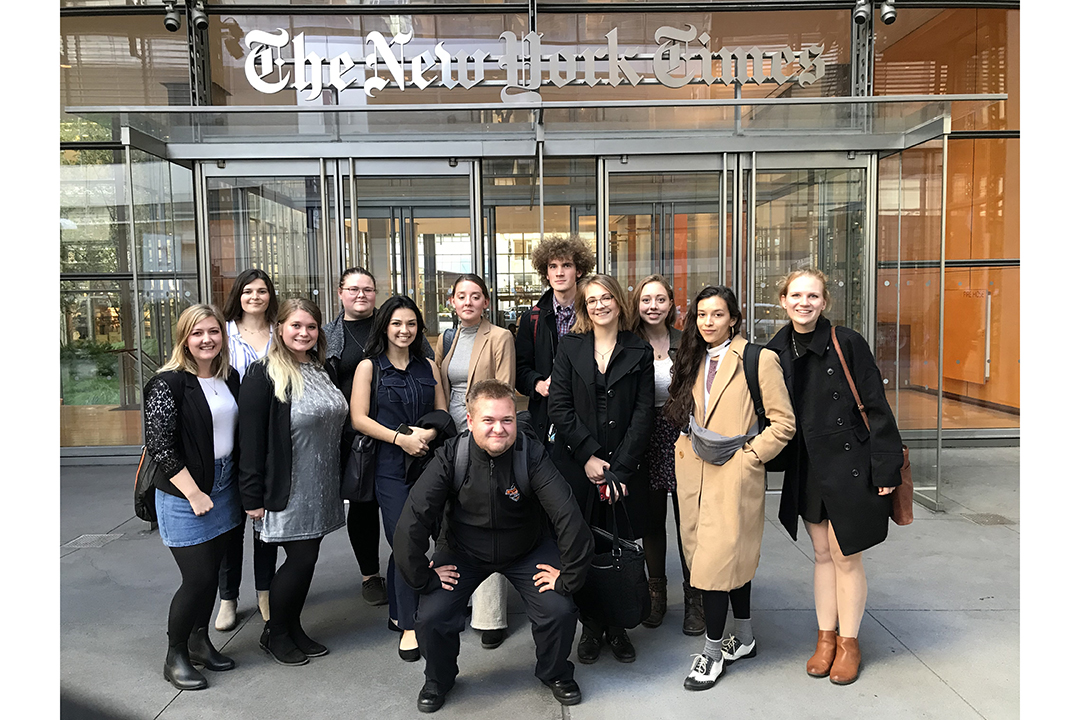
[324,267,389,608]
[548,274,654,665]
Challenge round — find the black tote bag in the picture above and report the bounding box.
[573,474,650,629]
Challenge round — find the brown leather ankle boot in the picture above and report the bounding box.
[806,630,837,677]
[642,578,667,628]
[829,635,861,685]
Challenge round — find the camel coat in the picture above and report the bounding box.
[433,317,516,407]
[674,336,796,592]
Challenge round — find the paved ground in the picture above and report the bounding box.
[59,447,1019,719]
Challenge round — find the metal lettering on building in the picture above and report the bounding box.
[244,26,825,103]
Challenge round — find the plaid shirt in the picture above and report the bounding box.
[554,301,575,338]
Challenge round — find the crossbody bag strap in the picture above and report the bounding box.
[831,326,870,432]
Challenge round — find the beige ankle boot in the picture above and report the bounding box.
[257,591,270,622]
[214,599,237,632]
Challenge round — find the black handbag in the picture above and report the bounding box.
[134,447,162,522]
[341,362,381,503]
[573,474,650,629]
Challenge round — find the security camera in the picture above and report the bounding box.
[163,2,181,33]
[190,1,209,32]
[880,1,897,25]
[853,0,872,25]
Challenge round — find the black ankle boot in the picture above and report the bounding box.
[188,627,236,671]
[260,623,309,666]
[164,642,208,690]
[289,621,328,658]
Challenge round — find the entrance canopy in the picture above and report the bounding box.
[69,95,1003,160]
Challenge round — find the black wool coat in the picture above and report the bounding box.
[766,317,904,556]
[515,288,562,441]
[547,330,655,538]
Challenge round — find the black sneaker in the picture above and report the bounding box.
[542,678,582,706]
[362,576,389,606]
[606,629,636,663]
[480,629,506,649]
[720,634,757,663]
[683,653,723,691]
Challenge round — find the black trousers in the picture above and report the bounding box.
[416,537,578,692]
[217,521,278,599]
[346,498,381,577]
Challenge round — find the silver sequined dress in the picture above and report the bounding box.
[257,363,348,542]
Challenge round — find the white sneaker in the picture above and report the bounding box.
[721,634,757,662]
[683,653,724,691]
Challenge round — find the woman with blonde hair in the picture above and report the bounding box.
[548,274,654,664]
[764,269,903,685]
[433,273,517,649]
[238,298,349,667]
[666,285,796,691]
[143,303,243,690]
[629,275,700,634]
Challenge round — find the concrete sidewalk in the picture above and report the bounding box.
[60,448,1019,720]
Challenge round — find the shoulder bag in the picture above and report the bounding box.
[134,373,185,523]
[831,326,914,526]
[341,361,381,503]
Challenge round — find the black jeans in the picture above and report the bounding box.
[217,520,277,599]
[416,537,578,692]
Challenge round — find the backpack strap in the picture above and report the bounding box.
[742,343,769,434]
[452,432,532,497]
[452,434,470,494]
[529,307,541,343]
[442,328,456,359]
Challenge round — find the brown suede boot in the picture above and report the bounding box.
[829,635,861,685]
[642,578,667,628]
[806,630,837,677]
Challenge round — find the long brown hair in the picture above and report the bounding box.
[630,274,677,342]
[664,285,742,426]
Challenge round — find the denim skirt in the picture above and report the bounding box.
[156,456,244,548]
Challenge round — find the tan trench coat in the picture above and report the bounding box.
[674,336,796,592]
[433,317,516,405]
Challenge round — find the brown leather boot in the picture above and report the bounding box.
[642,578,667,628]
[829,635,861,685]
[806,630,837,677]
[682,582,706,636]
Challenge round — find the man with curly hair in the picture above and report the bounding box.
[515,233,597,443]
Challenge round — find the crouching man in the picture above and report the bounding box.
[394,379,594,713]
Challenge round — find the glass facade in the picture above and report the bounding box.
[60,2,1020,490]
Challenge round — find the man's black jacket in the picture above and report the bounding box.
[393,433,594,596]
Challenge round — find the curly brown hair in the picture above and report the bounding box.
[530,233,597,286]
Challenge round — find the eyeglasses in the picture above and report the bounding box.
[585,294,615,309]
[341,286,376,296]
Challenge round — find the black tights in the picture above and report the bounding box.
[167,533,230,645]
[267,538,322,636]
[642,487,690,584]
[701,581,752,639]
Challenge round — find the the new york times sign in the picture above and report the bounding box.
[244,26,826,103]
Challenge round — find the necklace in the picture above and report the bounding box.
[791,333,800,359]
[198,376,219,395]
[595,345,614,359]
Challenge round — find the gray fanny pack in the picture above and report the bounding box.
[686,415,759,466]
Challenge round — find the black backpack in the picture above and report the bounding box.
[451,414,537,496]
[742,342,769,435]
